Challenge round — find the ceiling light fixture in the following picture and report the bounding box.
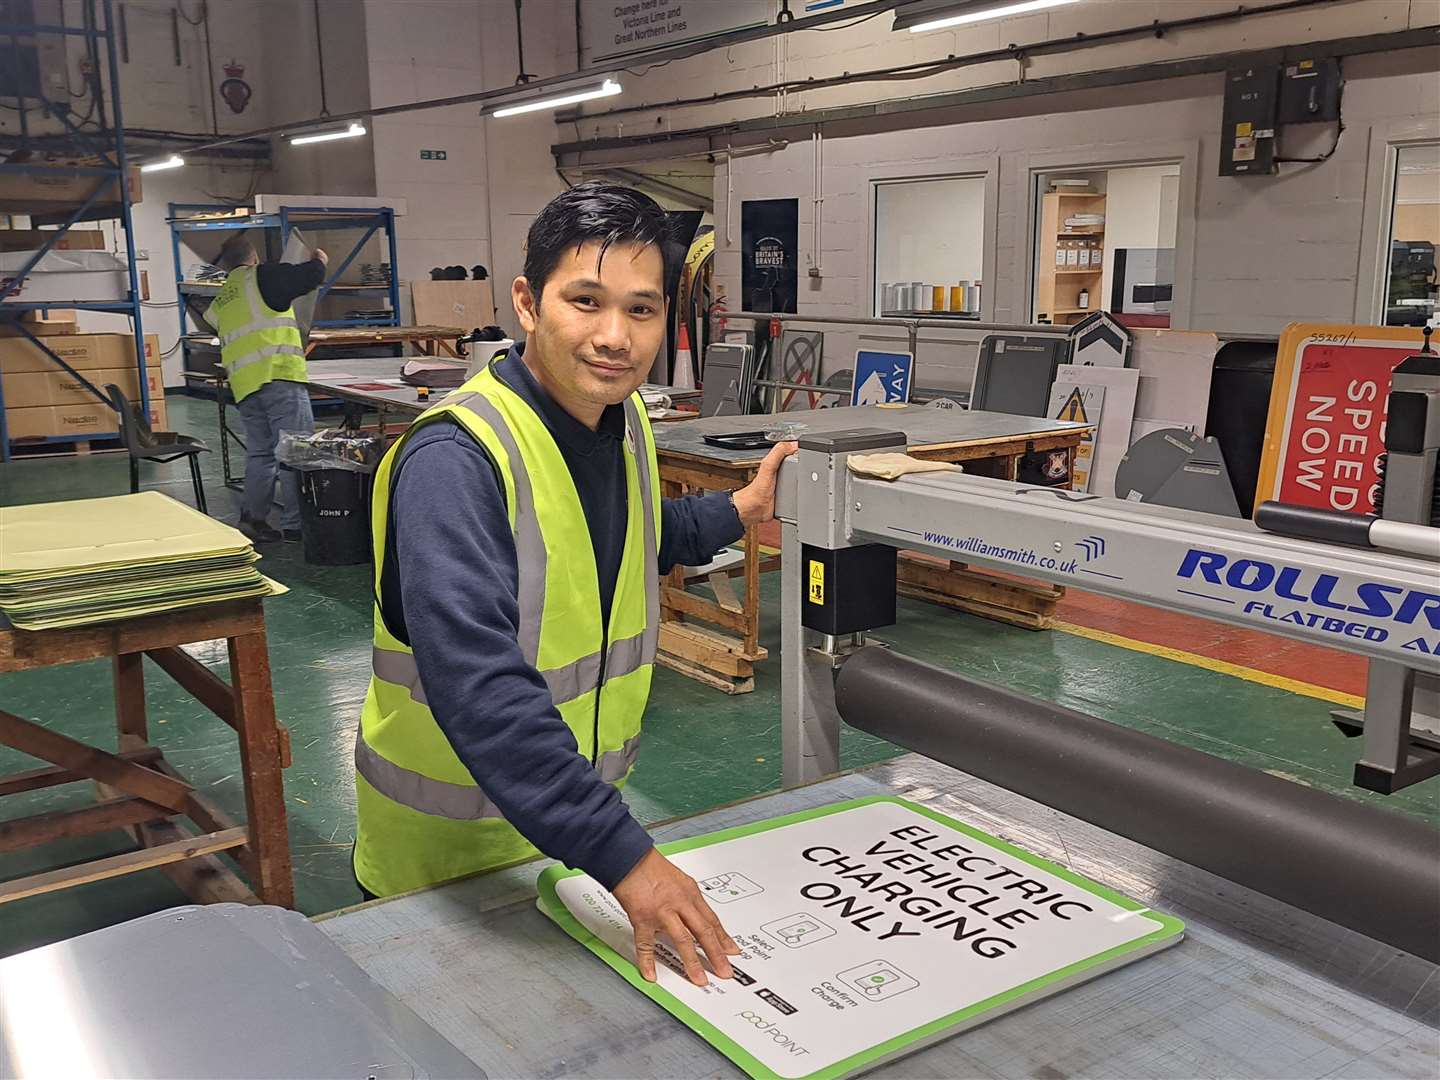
[288,122,367,146]
[895,0,1081,34]
[140,154,185,172]
[491,78,622,118]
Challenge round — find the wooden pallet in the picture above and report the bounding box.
[657,622,767,695]
[8,437,124,460]
[896,555,1064,630]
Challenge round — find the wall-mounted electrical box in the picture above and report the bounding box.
[1278,57,1342,124]
[1220,65,1280,176]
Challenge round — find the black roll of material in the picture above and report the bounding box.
[834,646,1440,962]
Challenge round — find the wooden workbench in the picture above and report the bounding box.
[305,324,464,358]
[652,406,1090,691]
[0,598,293,908]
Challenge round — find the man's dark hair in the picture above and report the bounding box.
[216,233,258,271]
[522,181,672,304]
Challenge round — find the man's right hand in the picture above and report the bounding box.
[312,247,329,266]
[611,847,740,986]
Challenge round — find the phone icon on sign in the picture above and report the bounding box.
[697,872,764,903]
[761,912,836,949]
[837,960,919,1002]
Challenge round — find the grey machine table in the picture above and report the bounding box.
[651,406,1091,690]
[319,355,1440,1077]
[317,754,1438,1079]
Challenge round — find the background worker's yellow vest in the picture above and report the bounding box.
[353,363,661,896]
[206,265,306,402]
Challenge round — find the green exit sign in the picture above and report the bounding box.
[419,149,447,160]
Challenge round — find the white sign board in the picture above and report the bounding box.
[582,0,768,65]
[539,798,1183,1079]
[1052,363,1140,499]
[1048,381,1106,492]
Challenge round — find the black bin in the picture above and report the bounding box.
[1206,339,1278,519]
[297,467,373,565]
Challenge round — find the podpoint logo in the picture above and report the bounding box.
[736,1011,811,1057]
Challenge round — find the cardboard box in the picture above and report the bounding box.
[0,332,159,374]
[0,248,130,303]
[0,167,141,219]
[49,364,165,407]
[0,309,79,337]
[0,229,106,253]
[411,279,495,329]
[6,395,167,441]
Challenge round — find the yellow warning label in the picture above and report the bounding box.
[1236,121,1254,137]
[808,560,825,605]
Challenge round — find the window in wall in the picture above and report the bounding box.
[873,175,986,318]
[1384,143,1439,327]
[1031,164,1181,327]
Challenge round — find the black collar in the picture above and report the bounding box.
[493,343,626,454]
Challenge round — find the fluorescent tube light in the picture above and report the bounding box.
[140,154,185,172]
[900,0,1081,33]
[491,79,622,118]
[289,122,367,146]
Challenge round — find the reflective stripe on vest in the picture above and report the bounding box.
[219,313,300,348]
[355,728,641,821]
[226,342,307,371]
[356,387,658,823]
[370,621,655,711]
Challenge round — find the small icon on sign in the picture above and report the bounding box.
[761,913,836,949]
[1075,535,1106,561]
[837,960,919,1002]
[698,872,764,903]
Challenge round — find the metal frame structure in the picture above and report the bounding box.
[0,0,147,463]
[169,204,402,485]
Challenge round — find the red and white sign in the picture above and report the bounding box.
[1258,325,1424,514]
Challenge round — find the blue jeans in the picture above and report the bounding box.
[237,379,314,531]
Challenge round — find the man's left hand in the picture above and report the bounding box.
[731,442,797,527]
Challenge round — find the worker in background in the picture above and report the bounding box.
[354,183,795,987]
[207,233,327,544]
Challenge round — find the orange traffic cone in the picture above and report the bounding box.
[673,323,696,390]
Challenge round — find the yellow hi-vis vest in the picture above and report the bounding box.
[352,361,661,896]
[206,265,306,402]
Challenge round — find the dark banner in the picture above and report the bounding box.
[742,198,798,314]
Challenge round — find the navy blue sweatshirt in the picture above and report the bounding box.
[377,346,743,888]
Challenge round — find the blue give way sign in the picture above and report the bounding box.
[851,349,914,406]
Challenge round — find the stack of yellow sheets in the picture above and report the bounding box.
[0,491,285,631]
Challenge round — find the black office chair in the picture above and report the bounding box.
[104,384,210,513]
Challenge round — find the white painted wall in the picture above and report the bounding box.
[703,53,1439,391]
[873,175,985,314]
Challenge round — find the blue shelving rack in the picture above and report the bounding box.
[169,203,401,394]
[0,0,148,463]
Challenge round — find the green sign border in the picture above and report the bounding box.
[536,795,1184,1080]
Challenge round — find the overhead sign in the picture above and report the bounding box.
[851,350,913,406]
[1256,323,1423,515]
[581,0,768,65]
[539,798,1182,1080]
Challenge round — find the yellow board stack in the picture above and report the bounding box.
[0,492,284,631]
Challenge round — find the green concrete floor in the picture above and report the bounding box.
[1,392,1435,958]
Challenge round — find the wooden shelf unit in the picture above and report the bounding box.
[1036,191,1106,326]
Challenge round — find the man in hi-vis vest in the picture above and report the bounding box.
[354,183,794,987]
[207,234,326,544]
